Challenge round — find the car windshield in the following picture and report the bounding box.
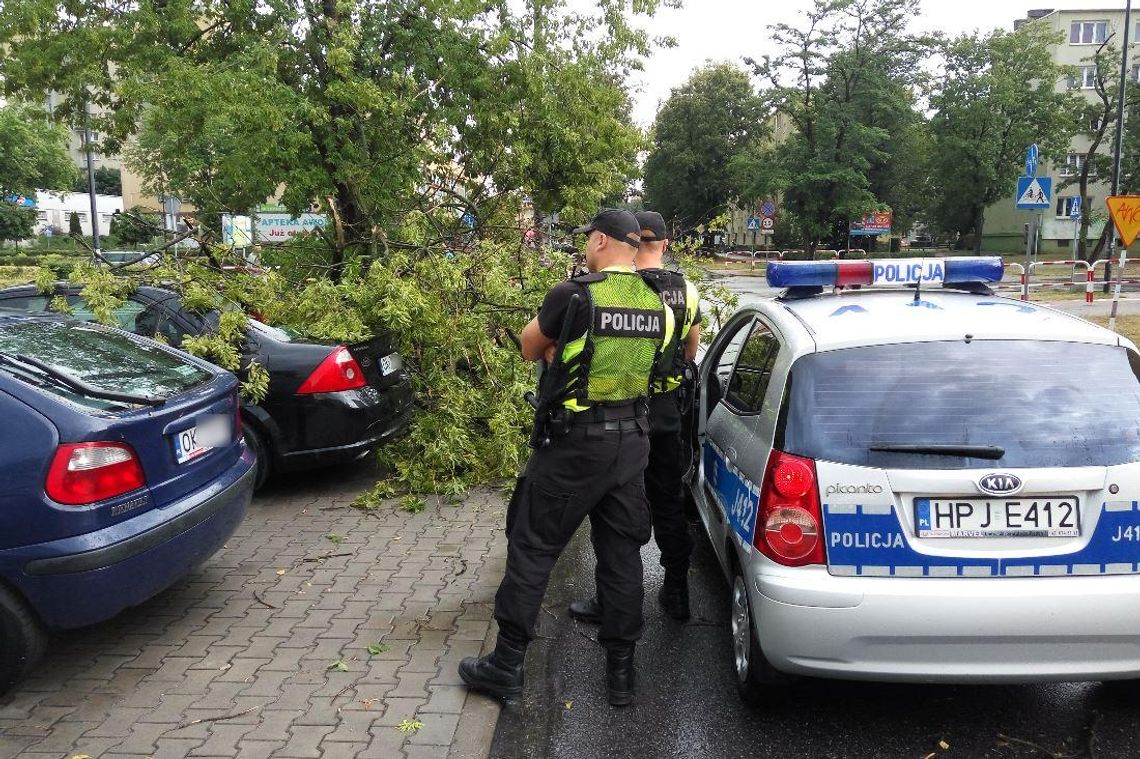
[780,340,1140,469]
[0,320,211,411]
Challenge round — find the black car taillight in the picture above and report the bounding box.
[296,346,367,394]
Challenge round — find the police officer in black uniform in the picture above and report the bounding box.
[458,209,675,707]
[568,210,702,623]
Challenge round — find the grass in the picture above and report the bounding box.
[1087,315,1140,345]
[0,267,38,288]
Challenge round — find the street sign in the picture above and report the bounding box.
[761,217,774,232]
[1070,200,1082,220]
[1106,196,1140,247]
[746,216,761,231]
[1025,144,1039,177]
[1015,176,1052,210]
[759,200,777,218]
[461,211,476,229]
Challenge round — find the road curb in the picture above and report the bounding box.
[447,620,502,759]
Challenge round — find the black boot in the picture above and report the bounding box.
[606,646,636,707]
[458,635,526,700]
[658,573,691,621]
[568,596,602,625]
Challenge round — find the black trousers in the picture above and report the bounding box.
[645,425,695,579]
[494,414,652,649]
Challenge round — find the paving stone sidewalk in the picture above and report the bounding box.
[0,462,507,759]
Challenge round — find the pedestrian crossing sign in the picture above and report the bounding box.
[1015,176,1052,210]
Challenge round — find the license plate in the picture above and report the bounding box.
[380,353,402,376]
[915,497,1080,538]
[171,415,229,465]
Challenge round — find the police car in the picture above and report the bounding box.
[688,257,1140,700]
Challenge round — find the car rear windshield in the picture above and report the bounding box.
[781,340,1140,469]
[0,320,211,411]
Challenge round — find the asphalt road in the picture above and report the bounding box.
[489,271,1140,759]
[489,524,1140,759]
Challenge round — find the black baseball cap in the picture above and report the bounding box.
[572,209,642,249]
[635,211,668,242]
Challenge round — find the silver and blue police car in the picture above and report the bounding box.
[688,257,1140,700]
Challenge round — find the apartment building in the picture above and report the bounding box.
[983,7,1137,252]
[43,93,156,212]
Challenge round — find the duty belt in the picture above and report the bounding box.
[574,400,647,424]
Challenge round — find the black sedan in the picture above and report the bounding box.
[0,284,413,488]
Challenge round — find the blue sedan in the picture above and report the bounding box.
[0,314,254,693]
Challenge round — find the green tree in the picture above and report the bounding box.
[72,167,122,197]
[750,0,931,251]
[0,0,666,277]
[68,211,81,237]
[643,63,767,229]
[0,101,76,241]
[0,0,676,496]
[1057,41,1140,260]
[0,204,35,242]
[109,206,161,246]
[927,23,1078,251]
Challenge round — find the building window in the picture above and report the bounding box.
[1071,20,1108,45]
[100,214,112,225]
[1056,197,1085,218]
[1091,116,1103,132]
[1060,154,1095,177]
[36,212,47,223]
[1070,65,1099,89]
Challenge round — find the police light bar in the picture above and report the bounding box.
[766,257,1004,289]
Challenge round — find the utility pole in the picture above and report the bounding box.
[1109,0,1133,332]
[83,105,102,261]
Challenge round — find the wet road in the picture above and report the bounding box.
[490,271,1140,759]
[489,524,1140,759]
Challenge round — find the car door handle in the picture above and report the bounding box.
[726,446,738,462]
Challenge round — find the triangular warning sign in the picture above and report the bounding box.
[1017,179,1047,206]
[1107,196,1140,247]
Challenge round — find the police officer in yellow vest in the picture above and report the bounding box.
[459,209,674,707]
[569,210,702,625]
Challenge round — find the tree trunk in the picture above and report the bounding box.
[972,205,985,255]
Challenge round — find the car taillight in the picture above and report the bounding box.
[296,346,367,395]
[46,443,146,505]
[754,451,826,566]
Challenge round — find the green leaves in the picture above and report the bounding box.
[644,63,768,228]
[395,718,424,734]
[366,643,389,655]
[0,102,76,200]
[927,23,1078,246]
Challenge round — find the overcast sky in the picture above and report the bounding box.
[629,1,1131,125]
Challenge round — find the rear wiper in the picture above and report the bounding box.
[0,352,164,407]
[869,443,1005,460]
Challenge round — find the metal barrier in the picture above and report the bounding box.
[1027,260,1095,304]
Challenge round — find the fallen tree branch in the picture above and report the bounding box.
[253,589,278,609]
[172,704,263,731]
